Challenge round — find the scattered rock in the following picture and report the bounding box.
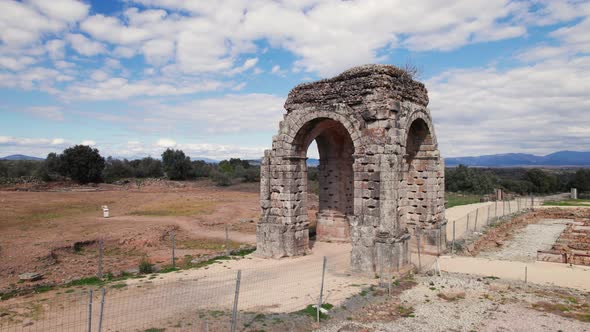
[489,283,510,292]
[18,272,43,282]
[437,290,466,301]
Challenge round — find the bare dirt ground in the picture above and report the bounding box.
[319,273,590,332]
[0,179,264,292]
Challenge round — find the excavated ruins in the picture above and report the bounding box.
[256,64,446,273]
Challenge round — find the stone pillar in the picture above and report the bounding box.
[256,153,310,258]
[350,152,382,273]
[496,188,503,201]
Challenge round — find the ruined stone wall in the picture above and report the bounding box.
[397,107,446,253]
[256,64,446,273]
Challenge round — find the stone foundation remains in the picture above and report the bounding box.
[256,64,446,273]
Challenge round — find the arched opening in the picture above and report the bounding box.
[294,118,355,243]
[401,118,436,234]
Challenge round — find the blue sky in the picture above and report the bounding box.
[1,0,589,160]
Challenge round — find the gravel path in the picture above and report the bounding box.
[479,219,572,262]
[317,274,590,332]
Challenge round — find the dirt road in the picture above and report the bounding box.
[438,256,590,291]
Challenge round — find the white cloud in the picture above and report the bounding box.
[0,55,37,71]
[127,93,285,135]
[0,1,64,46]
[45,39,66,59]
[0,136,69,157]
[66,0,548,77]
[81,140,96,146]
[76,93,285,137]
[1,0,586,100]
[90,70,109,81]
[156,138,176,148]
[428,55,590,157]
[63,77,225,100]
[21,106,65,121]
[80,14,151,45]
[66,33,106,56]
[51,138,65,145]
[141,39,175,66]
[113,46,137,58]
[0,66,73,91]
[112,139,266,160]
[26,0,88,22]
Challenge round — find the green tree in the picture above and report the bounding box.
[572,169,590,193]
[130,157,164,178]
[192,160,212,178]
[0,161,8,178]
[59,145,105,183]
[103,157,134,182]
[218,160,233,174]
[210,169,232,186]
[161,149,193,180]
[525,169,559,193]
[445,164,497,194]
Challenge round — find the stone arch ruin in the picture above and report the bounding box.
[256,64,446,273]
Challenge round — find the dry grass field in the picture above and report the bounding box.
[0,180,265,292]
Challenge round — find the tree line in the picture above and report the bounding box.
[1,145,590,195]
[0,145,259,186]
[446,164,590,195]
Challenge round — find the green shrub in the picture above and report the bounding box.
[139,257,154,274]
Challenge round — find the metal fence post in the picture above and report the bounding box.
[171,231,176,268]
[486,205,491,225]
[88,289,93,332]
[525,265,528,283]
[317,256,327,323]
[466,213,470,232]
[474,208,479,231]
[494,201,498,222]
[437,225,441,256]
[97,239,103,279]
[230,270,242,332]
[416,233,422,272]
[225,224,230,256]
[378,247,384,288]
[98,288,105,332]
[452,220,456,255]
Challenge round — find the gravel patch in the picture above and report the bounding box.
[479,219,572,262]
[482,304,590,332]
[316,273,589,332]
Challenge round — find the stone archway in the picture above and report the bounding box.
[256,64,446,274]
[400,115,446,254]
[296,118,355,242]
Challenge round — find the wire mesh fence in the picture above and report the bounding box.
[0,242,380,332]
[446,195,548,255]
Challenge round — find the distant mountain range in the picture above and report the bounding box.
[0,154,44,161]
[3,151,590,167]
[445,151,590,167]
